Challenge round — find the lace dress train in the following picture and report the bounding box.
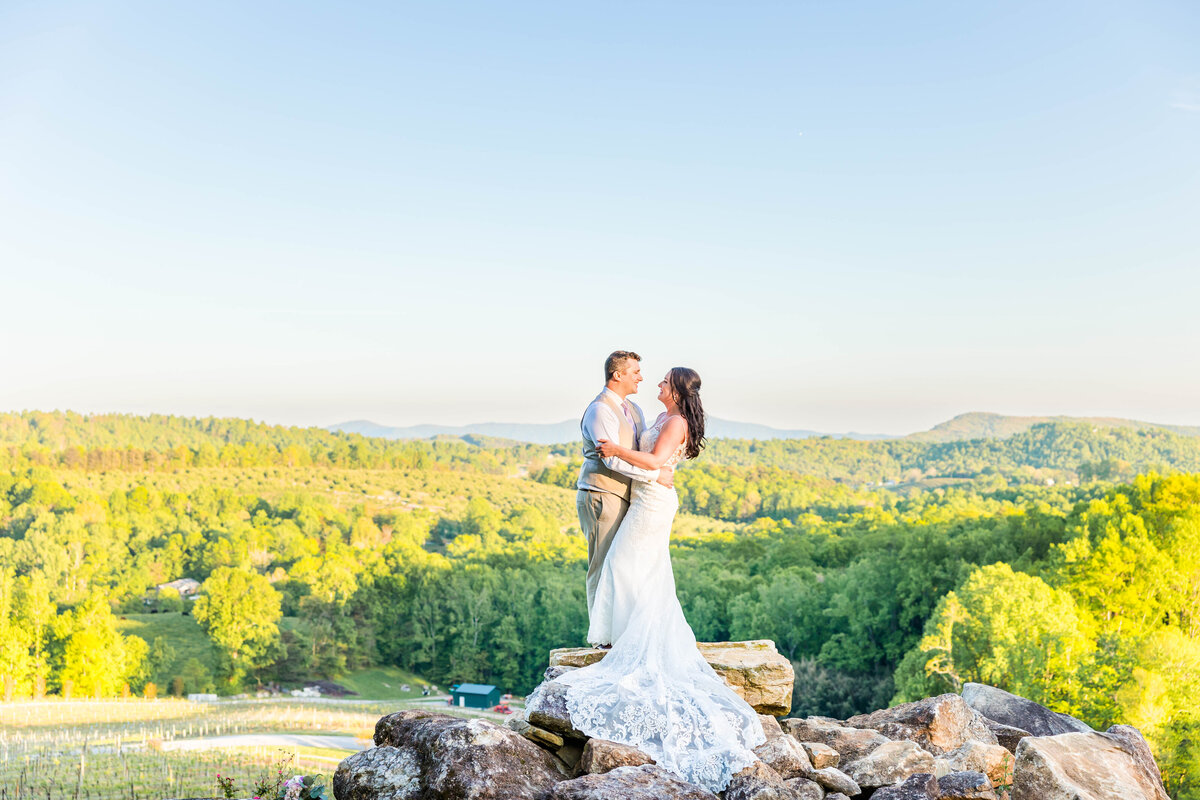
[538,422,764,792]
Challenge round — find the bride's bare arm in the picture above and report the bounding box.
[597,416,687,469]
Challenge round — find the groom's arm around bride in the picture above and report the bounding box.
[575,351,672,634]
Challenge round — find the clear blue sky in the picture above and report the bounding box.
[2,1,1197,434]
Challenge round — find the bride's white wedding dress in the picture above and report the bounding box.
[544,416,764,792]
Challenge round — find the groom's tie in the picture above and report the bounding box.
[621,402,636,430]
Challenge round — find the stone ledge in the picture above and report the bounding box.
[548,639,794,716]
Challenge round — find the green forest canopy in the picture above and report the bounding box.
[0,410,1198,797]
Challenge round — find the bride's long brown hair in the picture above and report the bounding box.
[667,367,706,460]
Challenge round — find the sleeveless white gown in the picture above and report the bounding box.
[542,417,764,792]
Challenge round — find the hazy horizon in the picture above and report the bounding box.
[4,2,1198,433]
[9,403,1200,440]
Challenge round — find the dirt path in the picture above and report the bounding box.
[159,733,367,752]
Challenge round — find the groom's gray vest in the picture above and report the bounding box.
[578,391,644,501]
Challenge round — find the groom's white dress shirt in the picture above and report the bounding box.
[577,388,660,489]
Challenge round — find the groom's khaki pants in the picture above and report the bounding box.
[577,489,629,625]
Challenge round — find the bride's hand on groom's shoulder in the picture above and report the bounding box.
[597,439,621,458]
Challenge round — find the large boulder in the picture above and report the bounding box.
[724,760,794,800]
[549,765,718,800]
[871,773,942,800]
[333,747,421,800]
[783,777,824,800]
[782,716,890,764]
[979,717,1032,754]
[844,740,936,789]
[961,683,1090,738]
[335,711,563,800]
[549,640,795,715]
[752,735,812,780]
[524,681,588,739]
[578,738,655,775]
[808,766,861,796]
[937,771,997,800]
[800,741,838,769]
[933,741,1013,789]
[544,665,578,681]
[557,742,585,772]
[759,714,785,741]
[846,694,997,755]
[1011,726,1170,800]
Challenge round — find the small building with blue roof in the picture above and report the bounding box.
[449,683,501,709]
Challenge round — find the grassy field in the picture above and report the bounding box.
[0,697,512,799]
[114,613,215,689]
[333,666,432,700]
[4,742,341,800]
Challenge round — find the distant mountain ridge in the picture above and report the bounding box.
[329,412,1200,445]
[327,418,894,445]
[905,412,1200,442]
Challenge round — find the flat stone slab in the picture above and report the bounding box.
[549,640,794,716]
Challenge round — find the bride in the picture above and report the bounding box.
[544,367,764,792]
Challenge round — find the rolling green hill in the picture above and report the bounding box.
[116,612,216,690]
[905,411,1200,442]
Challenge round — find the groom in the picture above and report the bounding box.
[577,350,673,636]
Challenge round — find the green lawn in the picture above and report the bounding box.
[334,666,433,700]
[116,611,216,688]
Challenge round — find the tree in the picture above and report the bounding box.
[193,567,282,688]
[14,571,55,697]
[892,563,1095,715]
[0,569,34,698]
[178,657,216,694]
[156,586,183,613]
[56,592,148,697]
[729,567,830,660]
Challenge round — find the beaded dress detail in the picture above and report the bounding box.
[537,416,764,791]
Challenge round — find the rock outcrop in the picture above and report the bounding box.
[335,711,563,800]
[846,694,997,755]
[961,683,1091,738]
[752,735,813,780]
[784,777,825,800]
[333,653,1170,800]
[723,760,793,800]
[1011,725,1170,800]
[807,766,861,796]
[523,680,588,739]
[938,770,997,800]
[759,714,785,741]
[549,640,795,716]
[550,765,719,800]
[871,773,941,800]
[577,737,655,775]
[800,741,838,769]
[979,717,1033,754]
[781,717,889,764]
[842,740,935,789]
[932,740,1013,788]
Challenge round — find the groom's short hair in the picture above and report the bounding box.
[605,350,641,381]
